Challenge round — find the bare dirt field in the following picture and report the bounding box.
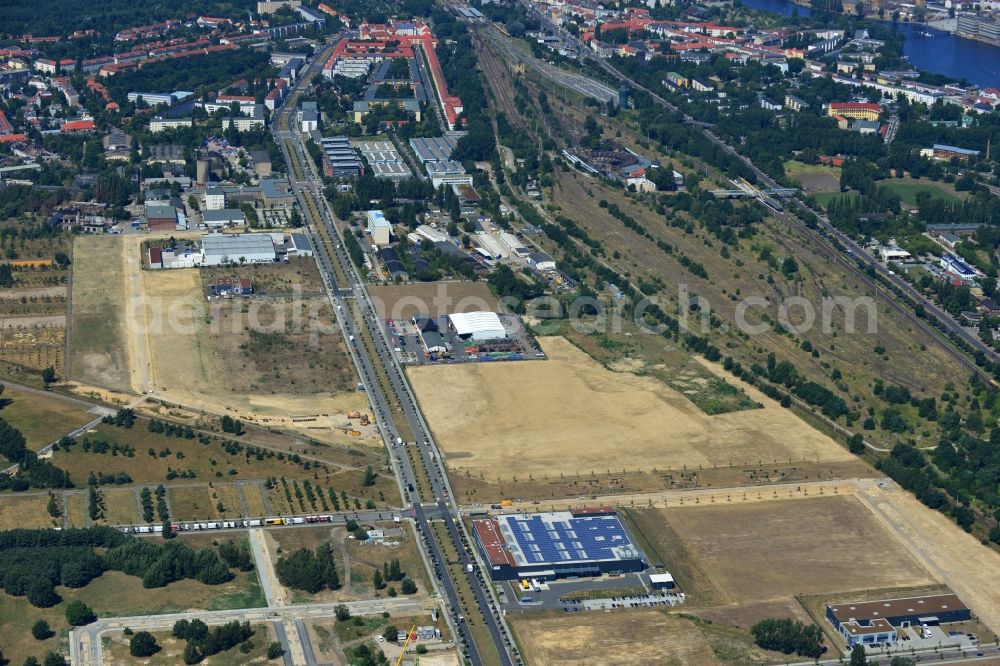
[369,282,500,320]
[73,234,369,444]
[409,336,852,481]
[509,609,762,666]
[783,160,841,194]
[69,235,130,390]
[644,495,935,604]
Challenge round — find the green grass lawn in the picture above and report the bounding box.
[880,179,958,206]
[813,191,858,208]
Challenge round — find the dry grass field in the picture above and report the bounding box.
[104,625,277,666]
[69,235,130,389]
[0,492,60,529]
[52,424,347,488]
[509,609,765,666]
[0,568,265,666]
[71,235,366,444]
[210,483,246,518]
[369,282,500,320]
[0,385,96,450]
[631,496,935,606]
[266,522,430,603]
[168,485,215,521]
[544,168,970,448]
[65,491,88,527]
[409,336,851,481]
[243,482,268,516]
[94,487,139,526]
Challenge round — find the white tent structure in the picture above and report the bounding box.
[447,311,505,341]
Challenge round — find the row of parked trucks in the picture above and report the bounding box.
[117,514,400,534]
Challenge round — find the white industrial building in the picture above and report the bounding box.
[200,233,276,266]
[201,209,246,229]
[427,160,472,188]
[448,311,506,341]
[529,251,556,271]
[475,233,509,260]
[366,210,392,246]
[204,187,226,210]
[411,224,451,244]
[499,232,530,259]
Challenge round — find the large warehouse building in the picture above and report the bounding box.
[200,233,277,266]
[447,311,505,341]
[473,508,647,581]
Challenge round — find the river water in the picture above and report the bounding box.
[740,0,1000,88]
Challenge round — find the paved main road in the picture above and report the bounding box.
[274,49,518,665]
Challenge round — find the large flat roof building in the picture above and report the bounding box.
[447,311,505,341]
[474,508,647,581]
[201,233,276,266]
[827,593,970,647]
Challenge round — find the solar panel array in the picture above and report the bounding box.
[358,142,411,179]
[409,136,459,163]
[498,512,639,567]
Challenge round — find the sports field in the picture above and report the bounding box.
[409,337,852,481]
[880,177,959,206]
[783,160,840,194]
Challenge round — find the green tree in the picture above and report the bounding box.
[362,465,377,487]
[64,600,96,626]
[27,580,60,608]
[182,642,201,665]
[42,652,66,666]
[41,367,57,386]
[46,493,61,518]
[266,642,283,659]
[32,619,54,640]
[372,569,384,590]
[382,625,398,643]
[400,577,417,594]
[335,604,350,621]
[0,263,13,287]
[850,644,867,666]
[415,644,428,655]
[129,632,159,657]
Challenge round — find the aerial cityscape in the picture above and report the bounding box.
[0,0,999,663]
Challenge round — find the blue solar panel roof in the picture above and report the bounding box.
[497,512,639,566]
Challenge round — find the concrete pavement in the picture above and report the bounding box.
[250,527,285,607]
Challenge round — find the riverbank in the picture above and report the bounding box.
[740,0,1000,87]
